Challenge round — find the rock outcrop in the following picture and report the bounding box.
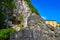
[5,0,32,28]
[9,0,60,40]
[9,14,60,40]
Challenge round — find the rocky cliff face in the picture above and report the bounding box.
[10,14,60,40]
[5,0,31,28]
[14,0,32,27]
[6,0,40,30]
[9,0,60,40]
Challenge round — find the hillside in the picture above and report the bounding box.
[8,0,60,40]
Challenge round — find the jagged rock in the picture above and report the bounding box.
[5,0,28,27]
[9,0,60,40]
[9,14,59,40]
[9,26,58,40]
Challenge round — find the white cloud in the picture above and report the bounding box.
[41,16,47,20]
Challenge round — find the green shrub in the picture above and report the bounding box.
[0,28,16,39]
[18,25,23,30]
[18,14,24,22]
[58,33,60,37]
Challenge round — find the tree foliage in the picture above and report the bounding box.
[0,0,16,27]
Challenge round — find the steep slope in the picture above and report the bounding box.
[6,0,40,29]
[13,0,40,27]
[10,14,59,40]
[9,0,60,40]
[24,0,39,15]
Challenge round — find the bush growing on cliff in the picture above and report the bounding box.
[18,25,24,30]
[0,28,16,39]
[18,14,24,22]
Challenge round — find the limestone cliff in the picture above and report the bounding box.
[8,0,60,40]
[5,0,39,29]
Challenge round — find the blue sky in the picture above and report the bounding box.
[31,0,60,22]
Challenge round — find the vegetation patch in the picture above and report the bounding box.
[58,33,60,37]
[0,28,16,39]
[0,0,16,27]
[18,14,24,22]
[24,0,40,15]
[18,25,24,30]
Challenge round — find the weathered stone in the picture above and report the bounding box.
[9,0,60,40]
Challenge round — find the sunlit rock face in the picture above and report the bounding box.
[6,0,32,27]
[27,14,44,26]
[14,0,32,27]
[9,16,60,40]
[21,0,31,27]
[9,0,60,40]
[9,20,58,40]
[9,10,58,40]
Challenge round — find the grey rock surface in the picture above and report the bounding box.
[9,14,60,40]
[9,0,60,40]
[9,27,59,40]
